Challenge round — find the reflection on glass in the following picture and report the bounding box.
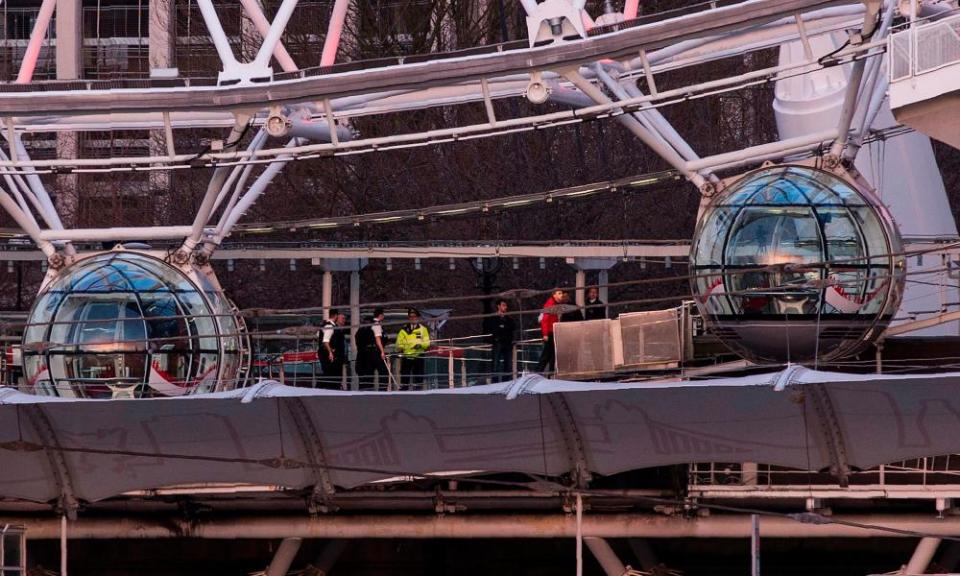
[691,165,904,362]
[22,252,244,398]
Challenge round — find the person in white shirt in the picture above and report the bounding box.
[319,310,347,388]
[355,308,389,389]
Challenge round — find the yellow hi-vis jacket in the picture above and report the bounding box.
[396,323,430,358]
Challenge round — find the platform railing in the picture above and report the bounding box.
[889,12,960,82]
[689,456,960,498]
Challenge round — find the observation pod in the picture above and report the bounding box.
[22,249,247,398]
[690,164,905,364]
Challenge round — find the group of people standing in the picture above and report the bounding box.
[321,307,431,389]
[535,286,606,374]
[483,287,607,380]
[314,286,606,389]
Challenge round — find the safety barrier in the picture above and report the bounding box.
[889,13,960,82]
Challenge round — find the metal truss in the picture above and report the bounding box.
[0,0,899,274]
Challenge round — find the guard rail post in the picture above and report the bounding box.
[447,350,455,389]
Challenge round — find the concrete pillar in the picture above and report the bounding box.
[55,0,82,80]
[55,0,83,228]
[317,258,367,391]
[265,537,302,576]
[575,269,587,308]
[149,0,176,71]
[598,270,610,316]
[571,258,618,315]
[349,269,360,391]
[322,270,333,319]
[149,0,176,225]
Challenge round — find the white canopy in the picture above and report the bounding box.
[0,366,956,507]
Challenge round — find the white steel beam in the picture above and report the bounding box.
[564,70,708,190]
[585,538,628,576]
[38,226,195,242]
[0,191,55,256]
[252,0,302,69]
[195,0,241,74]
[0,0,871,117]
[238,0,298,72]
[265,537,302,576]
[216,139,301,243]
[903,537,941,575]
[182,117,252,252]
[321,0,352,67]
[15,0,56,84]
[828,0,881,157]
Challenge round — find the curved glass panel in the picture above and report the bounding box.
[21,252,246,398]
[691,165,904,363]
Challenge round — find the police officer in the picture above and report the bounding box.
[319,310,347,389]
[396,308,430,389]
[356,308,389,390]
[483,299,516,382]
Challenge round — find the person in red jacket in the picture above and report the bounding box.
[537,288,566,374]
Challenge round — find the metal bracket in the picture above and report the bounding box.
[546,393,592,488]
[525,0,588,47]
[283,398,337,513]
[804,383,852,486]
[24,406,80,518]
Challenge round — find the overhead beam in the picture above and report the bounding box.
[0,242,692,262]
[0,0,855,116]
[6,513,960,540]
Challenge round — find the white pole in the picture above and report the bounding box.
[321,0,352,67]
[265,537,302,576]
[575,269,586,308]
[827,5,879,157]
[585,538,627,576]
[349,267,360,391]
[0,189,55,256]
[60,514,67,576]
[564,71,706,189]
[183,118,251,252]
[322,270,333,319]
[238,0,298,72]
[39,226,194,242]
[16,0,56,84]
[447,351,455,389]
[576,493,584,576]
[903,537,941,575]
[219,139,300,238]
[751,514,760,576]
[253,0,302,68]
[685,129,837,172]
[195,0,240,70]
[209,129,269,219]
[598,270,609,315]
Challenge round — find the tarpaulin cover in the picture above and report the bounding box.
[1,366,959,503]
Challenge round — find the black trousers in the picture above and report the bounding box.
[400,356,425,388]
[536,334,555,374]
[491,344,513,382]
[319,359,345,389]
[356,351,389,389]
